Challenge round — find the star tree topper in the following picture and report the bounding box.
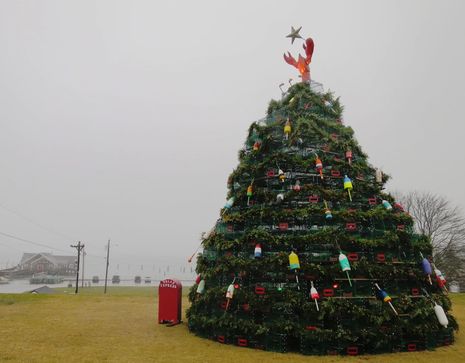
[286,26,303,44]
[283,26,314,82]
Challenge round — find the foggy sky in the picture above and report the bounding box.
[0,1,464,275]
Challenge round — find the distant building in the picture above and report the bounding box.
[19,252,77,276]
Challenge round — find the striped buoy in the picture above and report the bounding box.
[382,200,393,211]
[289,251,301,290]
[343,176,353,201]
[374,283,398,315]
[310,281,320,311]
[339,252,352,286]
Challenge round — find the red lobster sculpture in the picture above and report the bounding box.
[283,38,314,82]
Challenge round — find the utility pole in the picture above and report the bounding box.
[81,247,86,288]
[70,241,85,294]
[104,239,110,294]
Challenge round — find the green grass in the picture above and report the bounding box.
[54,286,159,296]
[0,288,464,362]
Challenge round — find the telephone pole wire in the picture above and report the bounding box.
[70,241,85,294]
[104,239,110,294]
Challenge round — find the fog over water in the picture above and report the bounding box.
[0,1,464,278]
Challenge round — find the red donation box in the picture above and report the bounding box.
[158,279,182,324]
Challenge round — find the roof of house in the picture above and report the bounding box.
[29,286,56,294]
[52,255,76,265]
[20,253,76,266]
[20,253,36,265]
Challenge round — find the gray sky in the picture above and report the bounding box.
[0,1,464,275]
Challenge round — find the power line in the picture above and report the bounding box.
[0,182,106,257]
[0,201,76,241]
[0,240,24,252]
[0,230,106,259]
[0,230,70,254]
[0,201,104,257]
[0,231,146,263]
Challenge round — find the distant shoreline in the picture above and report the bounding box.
[0,278,194,293]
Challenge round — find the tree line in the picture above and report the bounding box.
[398,191,465,291]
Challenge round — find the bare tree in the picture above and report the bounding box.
[397,191,465,286]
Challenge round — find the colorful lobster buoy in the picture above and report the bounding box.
[375,168,383,183]
[289,251,300,269]
[254,243,262,258]
[253,140,261,151]
[310,281,320,311]
[315,156,323,179]
[225,283,235,310]
[394,203,405,212]
[284,119,291,140]
[343,175,353,202]
[277,193,284,203]
[278,169,285,182]
[196,279,205,295]
[345,150,353,165]
[325,209,333,220]
[374,283,398,315]
[247,184,253,206]
[195,275,201,285]
[382,200,393,211]
[289,251,301,290]
[338,252,352,286]
[224,197,235,209]
[293,180,301,192]
[420,252,433,285]
[324,200,332,220]
[433,264,448,292]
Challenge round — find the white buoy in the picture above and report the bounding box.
[196,279,205,294]
[225,283,235,310]
[434,303,449,328]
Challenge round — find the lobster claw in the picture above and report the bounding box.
[303,38,314,64]
[283,52,298,68]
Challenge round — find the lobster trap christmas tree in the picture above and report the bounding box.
[187,27,457,355]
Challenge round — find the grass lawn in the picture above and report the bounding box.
[0,287,464,362]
